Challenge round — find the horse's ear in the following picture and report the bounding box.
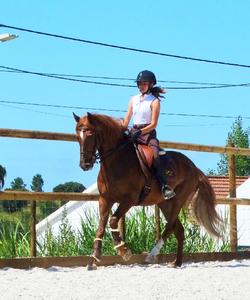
[87,112,94,124]
[73,112,80,123]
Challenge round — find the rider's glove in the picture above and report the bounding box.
[131,129,142,140]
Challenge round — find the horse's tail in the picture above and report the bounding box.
[192,169,222,238]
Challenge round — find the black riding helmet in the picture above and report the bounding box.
[136,70,157,86]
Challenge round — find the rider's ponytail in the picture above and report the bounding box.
[150,86,166,99]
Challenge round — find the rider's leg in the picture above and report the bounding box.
[149,139,176,200]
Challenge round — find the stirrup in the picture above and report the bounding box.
[162,185,176,200]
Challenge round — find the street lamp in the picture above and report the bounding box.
[0,33,18,42]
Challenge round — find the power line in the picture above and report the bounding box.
[0,102,70,118]
[164,122,233,127]
[1,24,250,69]
[1,65,250,90]
[0,99,125,112]
[0,65,135,88]
[0,102,236,127]
[0,99,249,120]
[0,68,239,86]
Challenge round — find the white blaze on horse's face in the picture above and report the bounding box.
[79,129,84,141]
[77,127,97,171]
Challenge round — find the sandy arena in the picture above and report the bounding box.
[1,259,250,299]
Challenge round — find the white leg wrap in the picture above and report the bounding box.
[91,255,101,263]
[149,238,164,256]
[114,241,125,249]
[94,238,103,242]
[110,228,120,232]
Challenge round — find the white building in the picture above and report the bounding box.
[36,182,99,242]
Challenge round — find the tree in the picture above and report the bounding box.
[217,116,250,175]
[31,174,44,192]
[31,174,56,220]
[9,177,27,190]
[3,177,28,213]
[0,165,7,212]
[47,181,86,215]
[53,182,85,193]
[0,165,6,190]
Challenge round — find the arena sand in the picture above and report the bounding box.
[1,259,250,300]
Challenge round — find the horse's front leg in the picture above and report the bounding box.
[110,203,133,262]
[87,197,111,270]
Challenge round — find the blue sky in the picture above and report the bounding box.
[1,1,250,191]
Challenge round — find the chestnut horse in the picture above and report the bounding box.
[74,112,222,270]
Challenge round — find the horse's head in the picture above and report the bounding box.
[74,112,125,170]
[73,112,99,171]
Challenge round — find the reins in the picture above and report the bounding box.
[96,138,132,163]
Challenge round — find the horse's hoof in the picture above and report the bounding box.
[87,255,100,271]
[145,254,157,264]
[87,263,97,271]
[122,249,132,261]
[168,260,182,268]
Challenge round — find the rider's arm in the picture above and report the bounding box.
[122,98,133,129]
[140,99,160,134]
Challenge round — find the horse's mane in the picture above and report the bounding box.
[85,114,125,146]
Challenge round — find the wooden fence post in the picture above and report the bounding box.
[228,141,237,252]
[30,200,37,257]
[154,206,161,241]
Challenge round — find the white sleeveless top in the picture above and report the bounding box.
[131,93,156,125]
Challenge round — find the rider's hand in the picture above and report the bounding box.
[131,129,142,140]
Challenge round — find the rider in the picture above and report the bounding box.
[122,70,175,200]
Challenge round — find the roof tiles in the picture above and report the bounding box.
[208,176,249,197]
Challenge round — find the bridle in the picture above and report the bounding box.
[77,127,132,166]
[77,127,99,169]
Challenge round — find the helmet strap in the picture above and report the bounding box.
[146,83,154,94]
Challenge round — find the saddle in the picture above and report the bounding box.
[137,144,154,169]
[135,144,175,203]
[136,144,170,170]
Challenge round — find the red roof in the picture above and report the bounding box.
[208,176,249,198]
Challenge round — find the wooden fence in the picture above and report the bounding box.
[1,128,250,263]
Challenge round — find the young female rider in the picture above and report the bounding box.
[122,70,175,200]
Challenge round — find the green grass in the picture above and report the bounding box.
[0,220,30,258]
[0,207,230,258]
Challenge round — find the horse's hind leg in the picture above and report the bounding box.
[146,196,185,267]
[87,197,112,270]
[145,218,184,267]
[160,199,185,267]
[170,218,184,267]
[145,201,176,264]
[109,202,133,261]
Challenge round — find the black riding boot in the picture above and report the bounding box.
[153,158,176,200]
